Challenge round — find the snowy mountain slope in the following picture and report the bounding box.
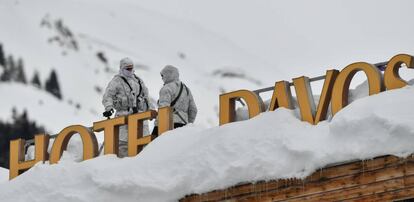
[2,0,414,131]
[0,83,96,132]
[0,0,276,131]
[1,82,414,202]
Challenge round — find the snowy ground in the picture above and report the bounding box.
[0,168,8,183]
[1,82,414,202]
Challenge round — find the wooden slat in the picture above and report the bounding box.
[180,155,414,202]
[245,164,414,201]
[286,175,414,202]
[348,185,414,202]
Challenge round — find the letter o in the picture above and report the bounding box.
[50,125,98,164]
[331,62,384,116]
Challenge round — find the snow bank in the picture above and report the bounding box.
[0,168,8,183]
[1,83,414,201]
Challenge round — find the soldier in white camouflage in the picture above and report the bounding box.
[152,65,197,135]
[102,57,150,157]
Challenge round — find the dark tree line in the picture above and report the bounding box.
[0,44,62,99]
[0,108,45,169]
[0,44,62,169]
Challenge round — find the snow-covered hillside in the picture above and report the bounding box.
[2,0,414,132]
[0,0,281,132]
[1,81,414,202]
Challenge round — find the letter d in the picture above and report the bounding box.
[219,90,264,125]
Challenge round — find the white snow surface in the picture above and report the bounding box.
[0,168,8,183]
[1,83,414,201]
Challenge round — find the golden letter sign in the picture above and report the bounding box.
[7,53,414,180]
[220,53,413,124]
[9,108,173,179]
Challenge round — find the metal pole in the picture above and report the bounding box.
[24,126,95,153]
[252,61,387,95]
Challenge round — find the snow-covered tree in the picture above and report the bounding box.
[5,55,20,82]
[15,58,27,84]
[0,55,14,81]
[6,55,15,70]
[0,44,5,67]
[45,69,62,99]
[31,71,42,88]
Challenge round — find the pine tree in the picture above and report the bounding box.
[12,110,35,140]
[0,55,14,81]
[16,58,27,84]
[2,55,16,82]
[45,69,62,99]
[0,44,5,67]
[0,68,7,81]
[6,55,15,70]
[31,71,42,88]
[0,63,5,82]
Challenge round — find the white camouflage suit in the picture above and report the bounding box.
[158,65,197,125]
[102,58,150,157]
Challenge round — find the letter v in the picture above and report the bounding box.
[292,70,339,125]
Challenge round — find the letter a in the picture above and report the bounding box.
[269,81,294,111]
